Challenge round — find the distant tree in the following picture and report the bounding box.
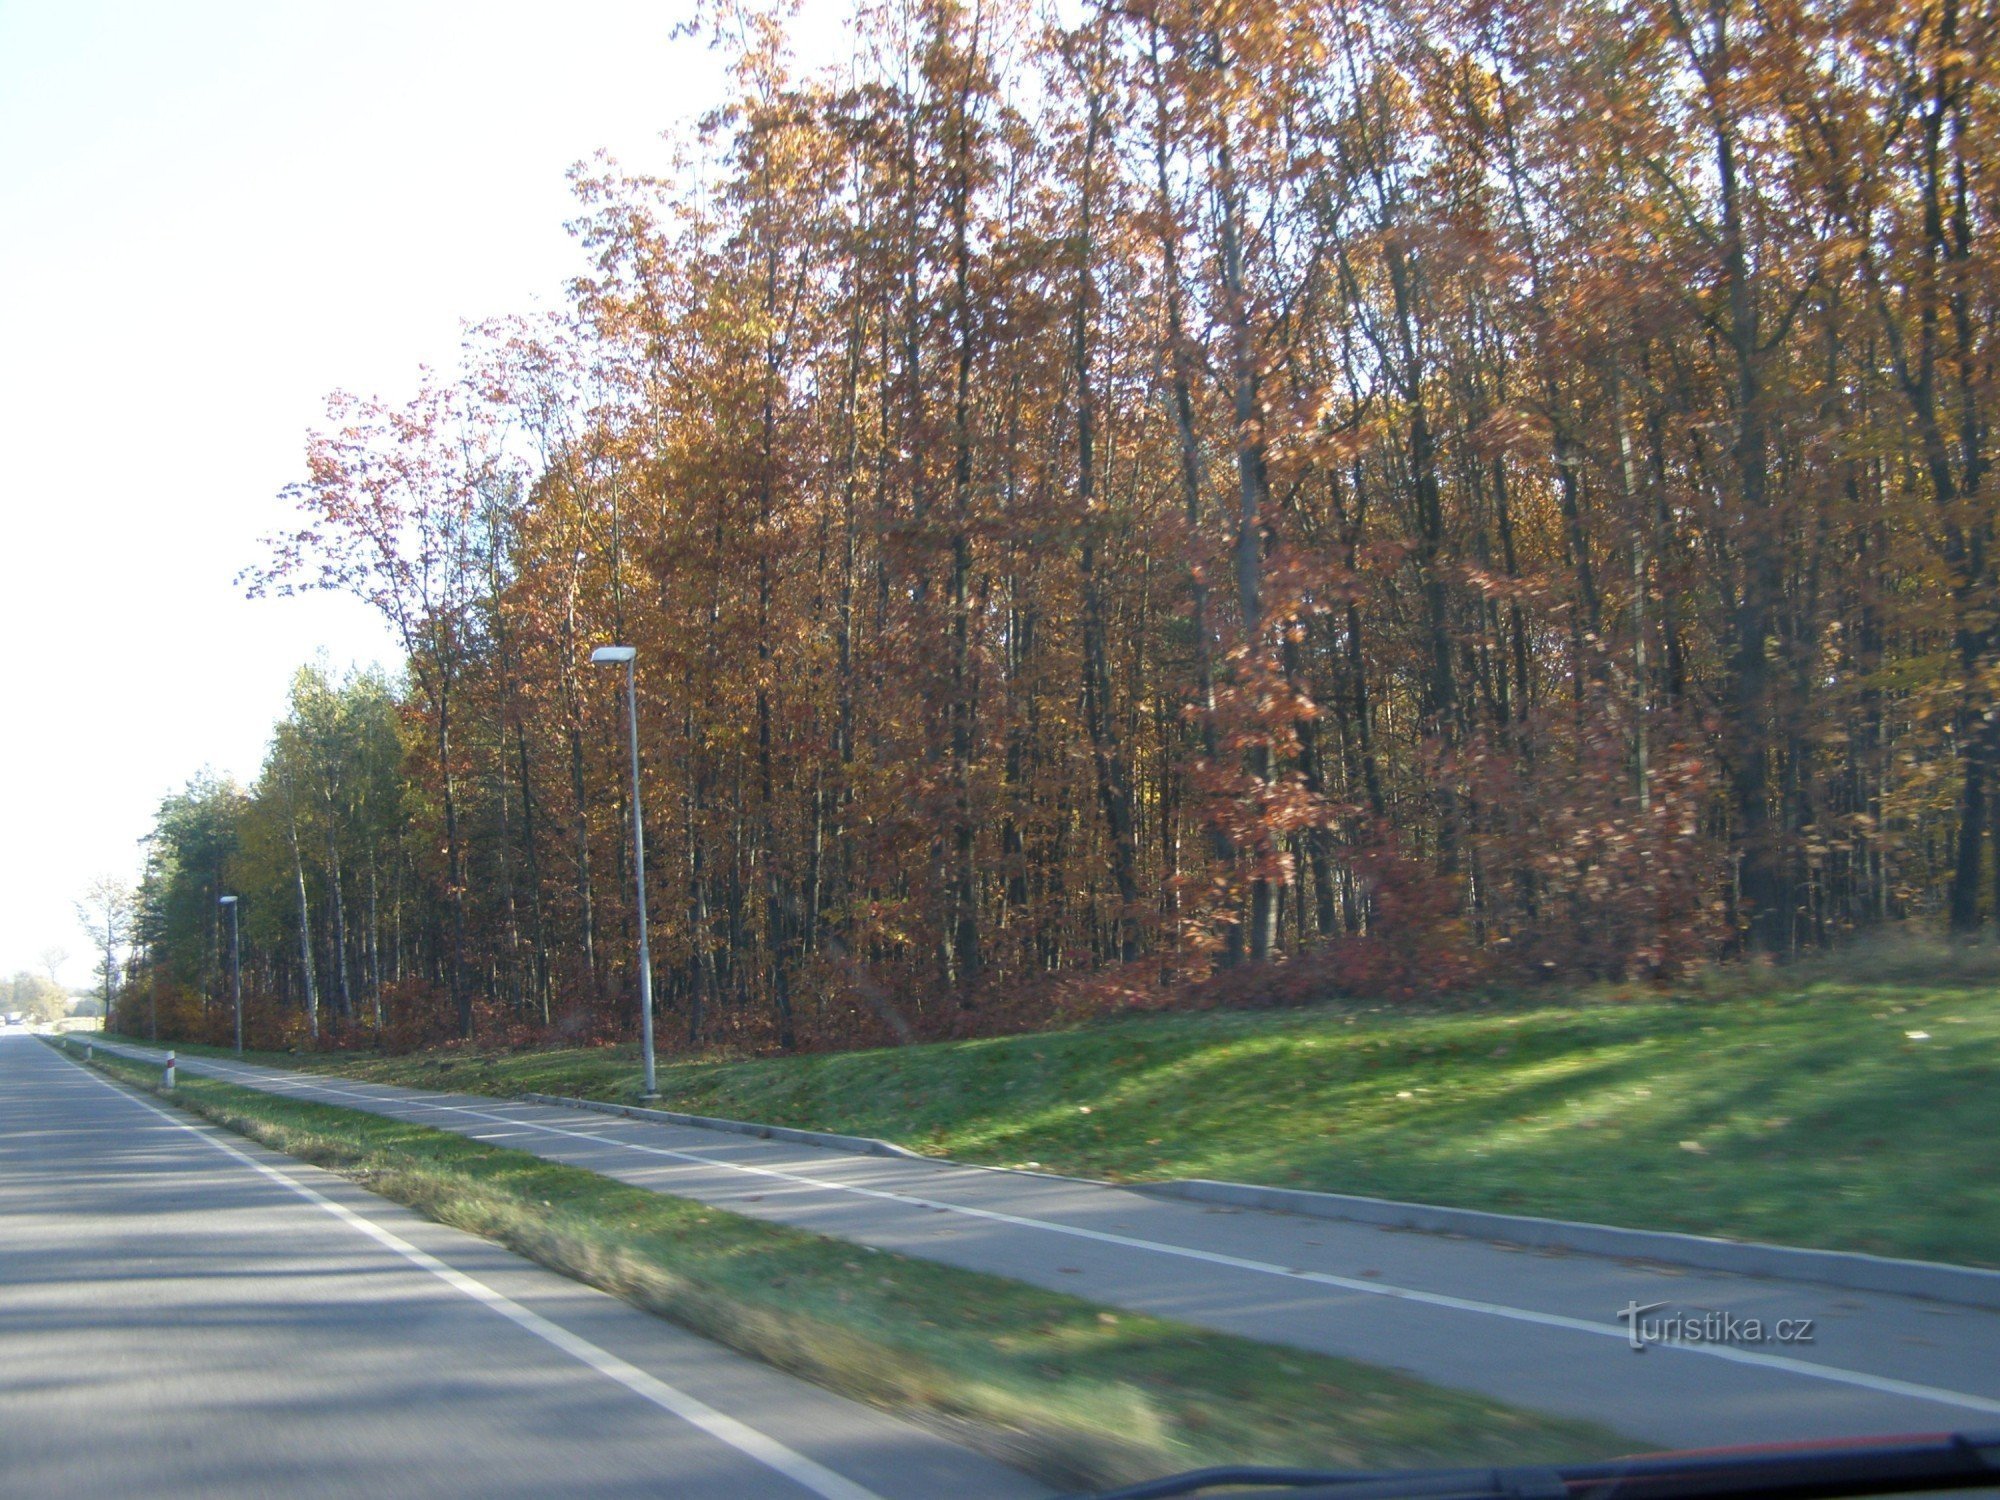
[135,772,244,999]
[75,877,134,1027]
[3,972,69,1024]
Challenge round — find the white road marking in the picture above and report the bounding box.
[57,1050,886,1500]
[112,1044,2000,1419]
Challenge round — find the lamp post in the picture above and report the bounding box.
[591,644,658,1100]
[218,895,242,1056]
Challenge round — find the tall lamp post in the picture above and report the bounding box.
[592,644,658,1101]
[218,894,243,1056]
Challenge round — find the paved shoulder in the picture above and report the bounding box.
[0,1037,1044,1500]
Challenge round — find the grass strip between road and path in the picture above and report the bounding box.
[73,1046,1629,1491]
[129,946,2000,1269]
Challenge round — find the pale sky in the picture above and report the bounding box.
[0,0,816,986]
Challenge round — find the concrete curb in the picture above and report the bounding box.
[519,1091,928,1161]
[531,1084,2000,1311]
[1133,1178,2000,1310]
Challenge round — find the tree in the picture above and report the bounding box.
[119,0,1990,1055]
[4,972,70,1024]
[75,877,134,1028]
[257,380,503,1035]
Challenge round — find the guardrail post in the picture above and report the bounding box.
[163,1052,176,1090]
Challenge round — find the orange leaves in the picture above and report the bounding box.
[152,0,2000,1060]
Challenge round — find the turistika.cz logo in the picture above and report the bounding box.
[1616,1300,1817,1352]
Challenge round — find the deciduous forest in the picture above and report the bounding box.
[121,0,2000,1050]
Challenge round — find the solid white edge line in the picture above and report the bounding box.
[54,1047,886,1500]
[109,1043,2000,1419]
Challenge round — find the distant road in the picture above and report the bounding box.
[0,1038,1045,1500]
[82,1037,2000,1451]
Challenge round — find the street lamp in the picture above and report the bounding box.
[591,644,658,1101]
[218,895,242,1056]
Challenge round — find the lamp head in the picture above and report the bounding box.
[218,895,238,906]
[591,645,637,665]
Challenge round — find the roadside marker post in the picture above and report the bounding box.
[163,1052,176,1090]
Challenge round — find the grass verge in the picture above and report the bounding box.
[126,949,2000,1267]
[74,1046,1627,1490]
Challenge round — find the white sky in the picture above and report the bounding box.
[0,0,822,986]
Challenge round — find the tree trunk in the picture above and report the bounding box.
[283,778,319,1041]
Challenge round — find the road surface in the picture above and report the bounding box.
[77,1036,2000,1452]
[0,1037,1046,1499]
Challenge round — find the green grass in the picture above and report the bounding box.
[119,945,2000,1267]
[73,1047,1625,1489]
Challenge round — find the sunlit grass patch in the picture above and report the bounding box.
[117,948,2000,1266]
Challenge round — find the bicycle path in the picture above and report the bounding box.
[79,1037,2000,1451]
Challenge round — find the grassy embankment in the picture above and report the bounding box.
[72,1046,1624,1488]
[126,947,2000,1267]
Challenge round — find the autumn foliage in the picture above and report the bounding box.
[120,0,2000,1052]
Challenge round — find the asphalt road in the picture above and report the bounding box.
[79,1036,2000,1453]
[0,1037,1046,1500]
